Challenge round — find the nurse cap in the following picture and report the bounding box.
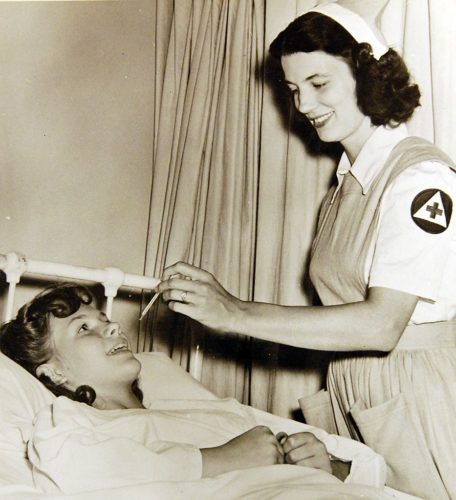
[307,1,389,60]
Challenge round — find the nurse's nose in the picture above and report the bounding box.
[295,88,317,115]
[103,322,121,337]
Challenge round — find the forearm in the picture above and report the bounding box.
[232,288,417,352]
[232,301,383,351]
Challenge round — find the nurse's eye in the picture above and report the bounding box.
[312,81,327,89]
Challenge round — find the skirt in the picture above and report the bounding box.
[300,321,456,500]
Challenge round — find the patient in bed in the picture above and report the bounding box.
[0,284,386,496]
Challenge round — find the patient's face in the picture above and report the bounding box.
[47,304,141,396]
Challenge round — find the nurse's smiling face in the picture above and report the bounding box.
[281,50,374,161]
[40,304,141,401]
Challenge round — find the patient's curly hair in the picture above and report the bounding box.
[0,283,142,406]
[269,12,420,127]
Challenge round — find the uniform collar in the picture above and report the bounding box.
[333,124,409,200]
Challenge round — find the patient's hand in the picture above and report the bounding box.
[201,425,284,477]
[281,432,351,481]
[281,432,332,474]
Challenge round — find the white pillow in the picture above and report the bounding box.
[135,351,217,402]
[0,352,54,486]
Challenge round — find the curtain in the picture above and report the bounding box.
[382,0,456,158]
[250,0,338,416]
[138,0,265,405]
[141,0,456,418]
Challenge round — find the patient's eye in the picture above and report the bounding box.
[77,323,89,335]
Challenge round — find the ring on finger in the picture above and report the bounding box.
[180,291,188,302]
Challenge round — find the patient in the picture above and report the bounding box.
[0,283,347,485]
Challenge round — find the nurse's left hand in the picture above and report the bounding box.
[156,262,244,333]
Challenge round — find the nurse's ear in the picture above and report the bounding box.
[36,363,68,385]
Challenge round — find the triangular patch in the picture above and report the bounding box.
[411,189,453,234]
[413,191,447,227]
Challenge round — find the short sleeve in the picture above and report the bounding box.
[368,161,456,301]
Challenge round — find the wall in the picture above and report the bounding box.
[0,0,156,342]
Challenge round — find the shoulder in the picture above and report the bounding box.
[390,160,456,193]
[382,160,456,235]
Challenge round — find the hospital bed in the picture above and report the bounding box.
[0,252,421,499]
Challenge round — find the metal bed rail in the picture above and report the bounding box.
[0,252,160,321]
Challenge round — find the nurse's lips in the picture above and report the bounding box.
[307,111,334,128]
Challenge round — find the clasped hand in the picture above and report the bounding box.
[201,426,332,478]
[277,431,332,473]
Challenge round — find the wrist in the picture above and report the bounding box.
[228,298,249,335]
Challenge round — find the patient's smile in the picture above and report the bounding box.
[107,342,130,355]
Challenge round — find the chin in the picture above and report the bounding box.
[315,126,339,143]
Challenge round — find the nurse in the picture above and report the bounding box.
[157,3,456,498]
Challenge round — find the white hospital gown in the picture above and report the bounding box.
[27,396,385,495]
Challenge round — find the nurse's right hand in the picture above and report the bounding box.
[157,261,244,333]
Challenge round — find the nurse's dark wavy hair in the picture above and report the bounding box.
[269,12,420,126]
[0,283,142,406]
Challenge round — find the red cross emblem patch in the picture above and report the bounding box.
[411,189,453,234]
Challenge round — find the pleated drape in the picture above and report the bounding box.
[141,0,456,418]
[250,0,338,416]
[139,0,264,404]
[381,0,456,160]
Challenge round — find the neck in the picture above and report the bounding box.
[94,386,145,410]
[341,118,377,164]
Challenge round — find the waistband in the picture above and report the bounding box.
[394,321,456,350]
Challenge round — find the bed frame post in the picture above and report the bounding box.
[2,253,27,322]
[2,252,27,321]
[102,267,125,319]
